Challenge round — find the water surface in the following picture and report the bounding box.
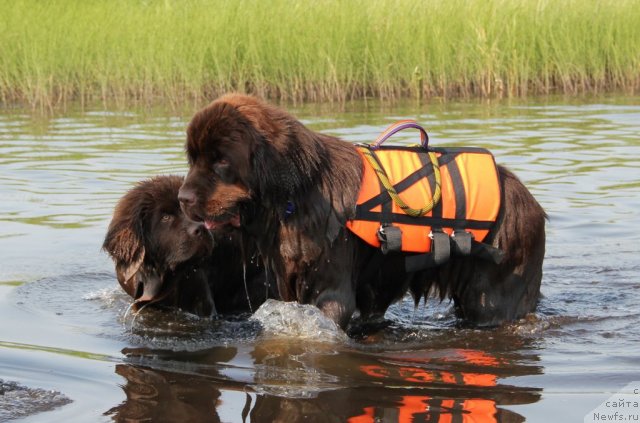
[1,97,639,422]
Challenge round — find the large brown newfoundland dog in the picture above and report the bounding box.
[103,175,271,317]
[178,94,546,329]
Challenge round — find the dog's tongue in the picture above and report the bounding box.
[132,276,166,307]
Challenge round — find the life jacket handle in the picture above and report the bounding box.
[370,120,429,149]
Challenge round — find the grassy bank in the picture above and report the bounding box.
[1,0,639,109]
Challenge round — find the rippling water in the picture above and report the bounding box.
[1,97,639,422]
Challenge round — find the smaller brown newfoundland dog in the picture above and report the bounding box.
[103,175,271,317]
[178,94,546,329]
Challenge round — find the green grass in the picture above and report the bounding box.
[1,0,639,109]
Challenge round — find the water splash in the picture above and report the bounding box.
[251,299,347,342]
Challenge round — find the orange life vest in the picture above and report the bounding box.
[346,122,501,256]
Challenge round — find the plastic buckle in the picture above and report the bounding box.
[451,230,473,256]
[377,224,402,254]
[429,229,451,265]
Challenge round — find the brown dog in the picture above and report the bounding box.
[103,175,271,317]
[178,94,546,328]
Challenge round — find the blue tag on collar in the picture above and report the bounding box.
[285,201,295,218]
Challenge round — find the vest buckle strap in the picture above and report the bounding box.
[429,230,451,266]
[451,230,473,256]
[377,224,403,254]
[470,242,505,265]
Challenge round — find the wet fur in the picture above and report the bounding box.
[179,94,546,328]
[103,175,271,316]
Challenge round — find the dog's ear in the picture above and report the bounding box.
[103,223,146,297]
[249,117,325,207]
[252,139,298,205]
[103,186,149,297]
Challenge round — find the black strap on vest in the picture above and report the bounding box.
[471,241,505,264]
[418,151,450,266]
[372,153,403,254]
[445,157,473,259]
[377,225,403,254]
[446,156,467,223]
[451,230,473,255]
[429,230,451,266]
[354,211,495,230]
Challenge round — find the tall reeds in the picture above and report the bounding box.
[0,0,638,109]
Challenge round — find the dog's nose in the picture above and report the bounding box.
[188,223,203,237]
[178,187,196,208]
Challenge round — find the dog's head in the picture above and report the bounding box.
[178,94,323,230]
[103,175,213,307]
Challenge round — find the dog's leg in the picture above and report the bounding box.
[449,167,546,326]
[355,247,414,321]
[295,237,358,330]
[316,287,356,330]
[449,240,544,326]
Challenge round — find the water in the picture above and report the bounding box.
[1,97,639,422]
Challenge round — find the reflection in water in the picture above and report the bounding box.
[107,335,541,422]
[106,364,222,422]
[347,347,540,423]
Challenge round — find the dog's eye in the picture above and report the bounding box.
[161,214,173,223]
[213,159,233,180]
